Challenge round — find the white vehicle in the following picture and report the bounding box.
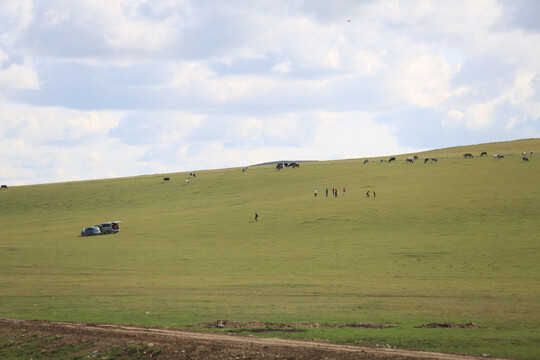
[99,221,121,234]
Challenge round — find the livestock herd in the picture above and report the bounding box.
[360,151,533,165]
[159,150,533,184]
[276,162,300,170]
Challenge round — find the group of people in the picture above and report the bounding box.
[256,187,377,222]
[314,187,346,197]
[314,187,375,198]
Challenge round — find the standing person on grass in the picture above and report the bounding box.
[255,212,259,222]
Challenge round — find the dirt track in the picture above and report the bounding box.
[0,318,502,359]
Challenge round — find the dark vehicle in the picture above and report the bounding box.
[99,221,121,234]
[81,226,101,236]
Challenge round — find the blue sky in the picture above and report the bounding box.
[0,0,539,185]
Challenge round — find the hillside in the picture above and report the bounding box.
[0,138,539,359]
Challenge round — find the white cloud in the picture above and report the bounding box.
[393,54,467,108]
[41,8,71,29]
[270,60,292,74]
[0,59,41,90]
[0,104,121,140]
[442,109,465,128]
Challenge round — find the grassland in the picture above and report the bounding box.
[0,139,539,359]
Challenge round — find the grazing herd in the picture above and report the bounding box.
[362,151,532,166]
[155,149,533,185]
[276,162,300,170]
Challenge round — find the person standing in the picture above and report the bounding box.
[326,188,329,197]
[343,187,346,197]
[366,190,370,198]
[373,190,376,198]
[255,212,259,222]
[314,188,318,197]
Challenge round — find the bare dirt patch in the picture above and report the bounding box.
[194,320,398,329]
[416,322,481,329]
[0,318,500,359]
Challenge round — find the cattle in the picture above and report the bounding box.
[163,177,170,182]
[276,163,283,170]
[424,158,430,163]
[531,151,534,157]
[0,185,7,189]
[523,156,529,162]
[464,153,473,158]
[185,179,189,184]
[363,159,371,164]
[413,155,419,160]
[493,154,504,159]
[189,172,196,178]
[380,159,385,163]
[431,157,438,162]
[522,152,527,156]
[424,157,438,163]
[388,157,396,163]
[289,162,300,168]
[481,152,487,157]
[242,167,248,173]
[405,157,414,163]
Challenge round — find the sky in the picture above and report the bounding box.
[0,0,539,185]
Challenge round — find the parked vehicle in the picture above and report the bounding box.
[99,221,121,234]
[81,226,101,236]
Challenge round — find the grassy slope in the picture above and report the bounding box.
[0,139,539,359]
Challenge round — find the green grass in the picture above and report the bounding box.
[0,331,161,360]
[1,138,539,359]
[0,332,93,360]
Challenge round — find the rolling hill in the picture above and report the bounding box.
[0,138,539,359]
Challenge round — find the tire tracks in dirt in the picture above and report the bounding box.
[0,318,504,359]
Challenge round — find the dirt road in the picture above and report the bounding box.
[0,318,502,359]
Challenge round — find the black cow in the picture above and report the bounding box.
[1,185,7,189]
[363,159,370,164]
[481,152,487,157]
[405,157,414,163]
[523,156,529,162]
[276,163,283,170]
[163,177,170,181]
[388,157,396,163]
[424,158,430,163]
[464,153,473,158]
